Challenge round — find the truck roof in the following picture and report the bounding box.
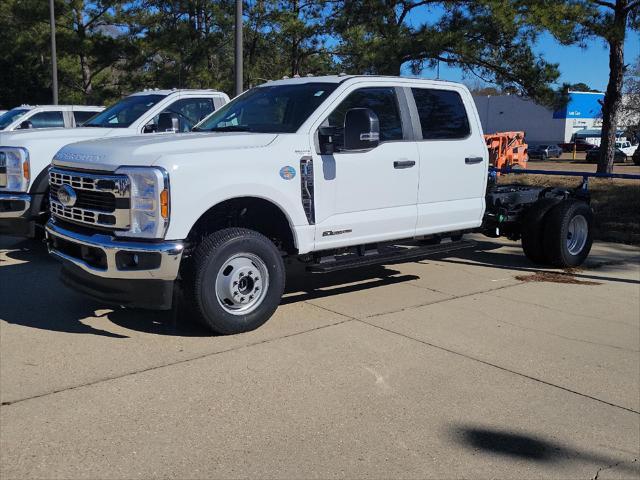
[129,89,226,97]
[260,74,465,89]
[13,105,103,110]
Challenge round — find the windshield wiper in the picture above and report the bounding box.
[209,125,253,132]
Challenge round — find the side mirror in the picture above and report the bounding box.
[18,120,33,130]
[157,112,180,133]
[343,108,379,151]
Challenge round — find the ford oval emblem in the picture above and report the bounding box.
[58,184,77,207]
[279,166,296,180]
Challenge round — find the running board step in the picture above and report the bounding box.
[307,240,476,273]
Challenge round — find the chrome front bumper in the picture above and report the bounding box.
[45,219,184,280]
[0,193,31,218]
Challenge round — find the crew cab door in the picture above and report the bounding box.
[311,86,419,249]
[409,87,488,235]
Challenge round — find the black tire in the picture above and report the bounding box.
[520,198,559,265]
[543,200,593,268]
[185,228,285,334]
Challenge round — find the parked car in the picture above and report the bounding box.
[0,89,229,237]
[528,144,563,159]
[0,105,104,131]
[586,147,629,164]
[615,140,638,157]
[45,75,596,335]
[559,140,597,152]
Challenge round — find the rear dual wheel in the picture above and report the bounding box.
[521,199,593,268]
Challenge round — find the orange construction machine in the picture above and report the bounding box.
[484,131,528,170]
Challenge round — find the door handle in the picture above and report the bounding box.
[394,160,416,169]
[465,157,483,165]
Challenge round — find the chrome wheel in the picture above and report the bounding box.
[566,214,588,255]
[215,253,269,315]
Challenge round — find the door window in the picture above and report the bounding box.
[411,88,470,140]
[27,111,65,128]
[151,98,215,132]
[325,87,403,146]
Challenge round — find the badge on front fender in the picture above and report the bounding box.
[279,166,296,180]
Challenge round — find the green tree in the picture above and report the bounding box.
[243,0,336,87]
[329,0,567,105]
[533,0,639,173]
[0,0,56,107]
[127,0,236,93]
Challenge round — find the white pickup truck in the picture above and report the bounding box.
[45,75,594,334]
[0,105,104,131]
[0,89,229,236]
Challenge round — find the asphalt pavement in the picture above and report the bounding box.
[1,234,638,479]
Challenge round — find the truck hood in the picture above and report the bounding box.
[53,132,279,171]
[0,127,116,146]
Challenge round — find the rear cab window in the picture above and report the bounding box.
[73,111,98,126]
[411,88,470,140]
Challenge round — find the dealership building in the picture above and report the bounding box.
[472,91,626,145]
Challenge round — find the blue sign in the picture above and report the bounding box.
[553,92,604,120]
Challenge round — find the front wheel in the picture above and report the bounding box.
[543,200,593,268]
[185,228,285,334]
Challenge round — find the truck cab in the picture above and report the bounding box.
[0,89,229,237]
[45,76,593,335]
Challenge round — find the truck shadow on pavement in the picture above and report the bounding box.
[450,425,638,474]
[3,236,635,337]
[0,238,419,337]
[437,240,640,286]
[0,238,129,338]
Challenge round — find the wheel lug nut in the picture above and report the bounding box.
[239,272,244,277]
[248,270,252,275]
[240,297,245,302]
[233,281,238,286]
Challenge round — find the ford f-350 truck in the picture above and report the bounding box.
[0,89,228,236]
[45,76,594,334]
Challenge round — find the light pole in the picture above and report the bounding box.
[49,0,59,104]
[235,0,243,97]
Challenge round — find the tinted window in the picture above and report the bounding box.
[196,83,337,133]
[0,108,30,129]
[326,87,403,143]
[73,111,97,126]
[28,111,65,128]
[152,98,215,132]
[85,94,165,128]
[411,88,470,140]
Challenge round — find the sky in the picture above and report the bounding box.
[404,6,640,93]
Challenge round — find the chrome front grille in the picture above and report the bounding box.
[49,167,130,229]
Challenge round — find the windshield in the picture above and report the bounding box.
[195,83,338,133]
[84,94,165,128]
[0,108,30,129]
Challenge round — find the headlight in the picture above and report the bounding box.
[114,166,170,239]
[0,147,30,191]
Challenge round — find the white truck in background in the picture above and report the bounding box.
[45,75,595,335]
[0,89,229,237]
[0,105,104,131]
